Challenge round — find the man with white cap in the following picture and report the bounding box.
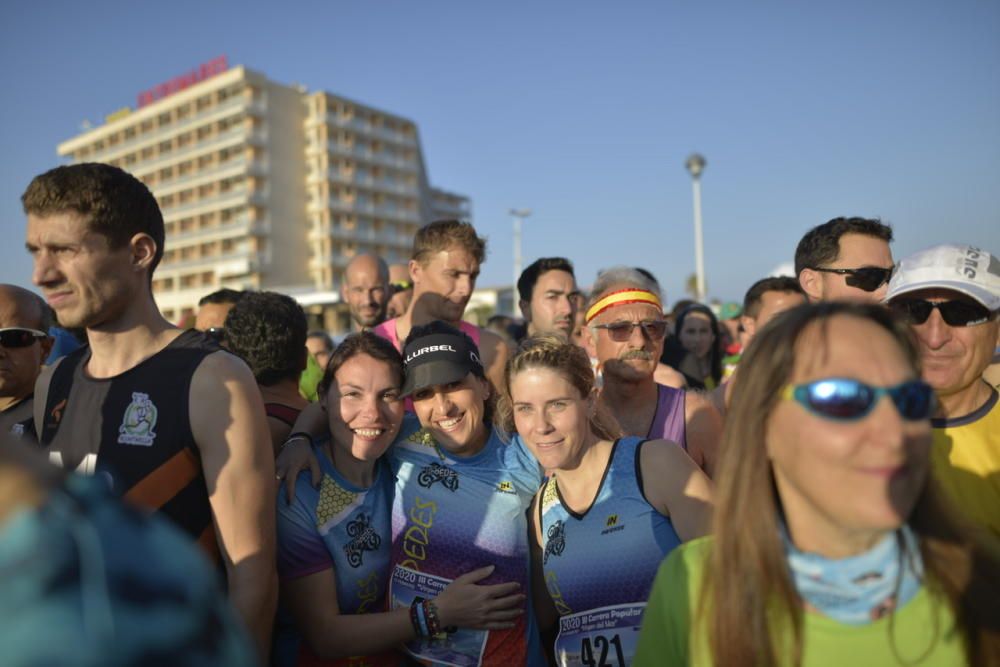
[886,244,1000,536]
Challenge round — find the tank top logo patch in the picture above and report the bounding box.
[117,392,159,446]
[544,519,566,564]
[343,512,381,567]
[601,514,625,535]
[417,462,459,492]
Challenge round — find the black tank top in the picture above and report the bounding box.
[39,329,222,560]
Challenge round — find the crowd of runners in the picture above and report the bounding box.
[1,162,998,666]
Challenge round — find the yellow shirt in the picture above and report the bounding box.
[931,387,1000,537]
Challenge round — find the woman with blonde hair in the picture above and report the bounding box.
[498,335,713,666]
[635,302,1000,666]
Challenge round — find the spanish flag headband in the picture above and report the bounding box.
[585,289,663,324]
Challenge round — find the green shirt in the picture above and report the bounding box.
[634,536,967,667]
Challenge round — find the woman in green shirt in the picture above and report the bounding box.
[635,302,1000,667]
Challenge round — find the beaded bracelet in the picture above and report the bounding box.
[424,600,442,636]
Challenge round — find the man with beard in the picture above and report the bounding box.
[517,257,580,340]
[583,267,723,476]
[341,253,390,331]
[371,220,509,389]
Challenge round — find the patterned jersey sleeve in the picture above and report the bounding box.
[276,471,334,581]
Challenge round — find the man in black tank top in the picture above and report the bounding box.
[22,163,277,660]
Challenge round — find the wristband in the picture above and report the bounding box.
[281,431,314,453]
[409,599,426,637]
[423,600,442,636]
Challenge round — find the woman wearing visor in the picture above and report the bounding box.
[279,322,546,666]
[635,303,1000,666]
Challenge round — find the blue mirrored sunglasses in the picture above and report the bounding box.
[781,378,935,422]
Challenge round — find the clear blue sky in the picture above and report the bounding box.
[2,0,997,304]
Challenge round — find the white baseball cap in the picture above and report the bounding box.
[885,244,1000,311]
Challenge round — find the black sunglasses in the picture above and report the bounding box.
[890,299,993,327]
[206,327,226,343]
[812,266,894,292]
[593,320,668,342]
[0,327,48,348]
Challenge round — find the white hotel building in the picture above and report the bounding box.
[56,62,470,330]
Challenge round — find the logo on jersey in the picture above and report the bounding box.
[496,480,516,494]
[117,392,158,446]
[343,512,381,568]
[417,462,459,492]
[544,520,566,564]
[601,514,625,535]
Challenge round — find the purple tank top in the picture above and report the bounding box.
[372,318,481,352]
[646,383,687,450]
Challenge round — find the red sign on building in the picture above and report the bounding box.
[137,56,229,108]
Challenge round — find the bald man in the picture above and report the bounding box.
[0,284,54,444]
[342,254,390,330]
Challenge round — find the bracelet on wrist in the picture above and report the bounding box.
[281,431,314,452]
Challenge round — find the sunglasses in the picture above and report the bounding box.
[889,299,993,327]
[813,266,894,292]
[593,319,668,342]
[0,327,48,348]
[206,327,226,343]
[782,378,934,422]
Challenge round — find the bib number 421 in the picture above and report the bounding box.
[580,634,625,667]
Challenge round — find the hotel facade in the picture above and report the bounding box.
[56,59,470,330]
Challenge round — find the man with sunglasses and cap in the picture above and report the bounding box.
[582,267,723,477]
[0,284,54,444]
[886,244,1000,536]
[795,216,895,303]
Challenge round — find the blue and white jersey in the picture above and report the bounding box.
[389,414,545,666]
[538,436,681,667]
[276,441,399,667]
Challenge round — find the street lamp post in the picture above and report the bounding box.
[509,208,532,289]
[685,154,707,302]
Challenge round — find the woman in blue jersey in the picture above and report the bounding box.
[634,303,1000,667]
[275,332,525,667]
[277,324,546,666]
[497,335,713,667]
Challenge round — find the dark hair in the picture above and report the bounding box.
[22,163,166,275]
[198,288,246,307]
[224,292,307,386]
[318,331,403,397]
[742,276,805,319]
[794,217,894,277]
[306,331,334,353]
[412,220,486,265]
[671,304,723,387]
[517,257,575,303]
[633,267,661,291]
[703,301,1000,667]
[670,299,696,317]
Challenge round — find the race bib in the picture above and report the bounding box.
[390,564,488,666]
[554,602,645,667]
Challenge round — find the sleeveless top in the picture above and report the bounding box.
[646,384,687,450]
[372,318,482,351]
[538,436,681,667]
[276,443,400,667]
[38,330,220,558]
[388,415,545,666]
